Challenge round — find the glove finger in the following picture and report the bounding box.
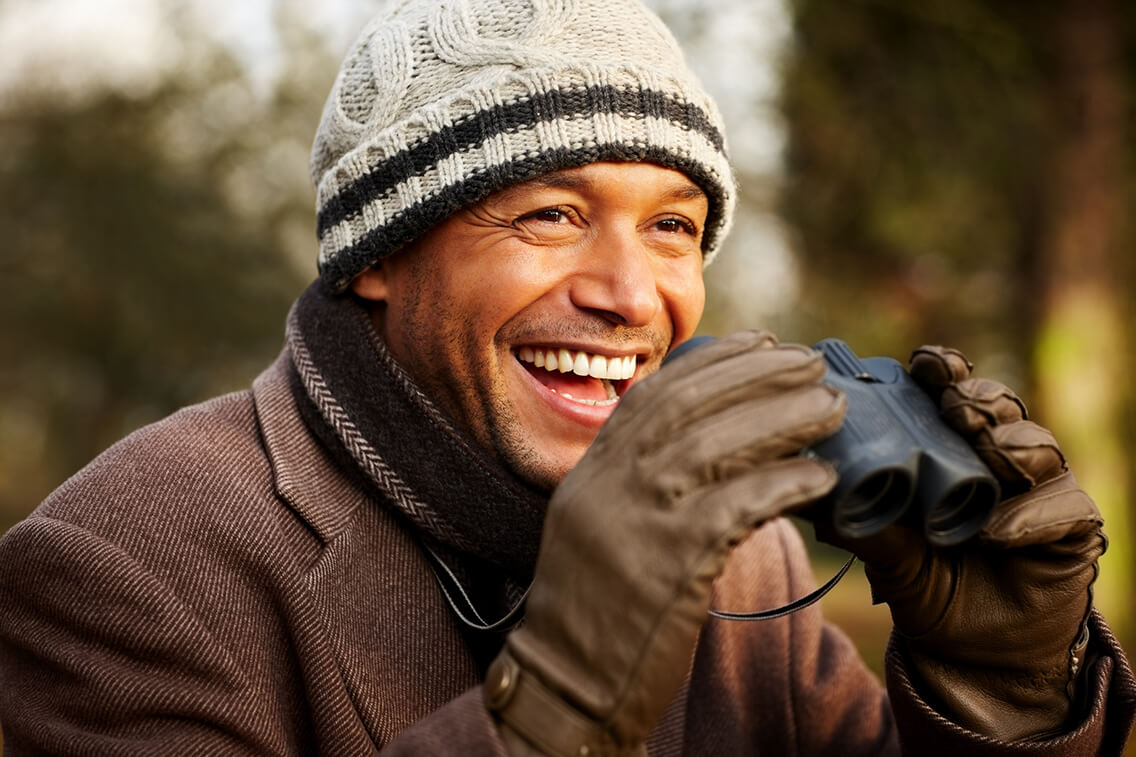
[941,378,1029,435]
[591,455,837,745]
[980,471,1103,549]
[973,420,1067,491]
[909,345,973,400]
[618,337,826,445]
[663,329,778,375]
[686,455,840,535]
[648,384,845,500]
[618,330,778,420]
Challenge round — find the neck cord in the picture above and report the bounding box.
[425,542,856,629]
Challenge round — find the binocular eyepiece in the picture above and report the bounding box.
[666,336,999,546]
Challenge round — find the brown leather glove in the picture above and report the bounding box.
[484,331,845,756]
[824,345,1106,742]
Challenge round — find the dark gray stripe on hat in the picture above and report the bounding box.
[316,84,724,237]
[318,143,727,292]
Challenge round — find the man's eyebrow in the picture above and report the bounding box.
[667,184,707,201]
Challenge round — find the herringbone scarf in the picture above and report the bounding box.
[284,282,547,621]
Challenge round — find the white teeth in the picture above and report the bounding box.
[517,347,638,381]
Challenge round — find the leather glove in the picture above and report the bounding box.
[484,331,845,756]
[821,344,1106,742]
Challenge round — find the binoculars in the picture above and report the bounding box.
[667,337,999,546]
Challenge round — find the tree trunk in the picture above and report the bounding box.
[1032,0,1132,650]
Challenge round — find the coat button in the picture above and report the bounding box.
[484,654,520,711]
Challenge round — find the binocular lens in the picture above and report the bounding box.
[832,469,913,538]
[924,479,999,544]
[664,336,1001,546]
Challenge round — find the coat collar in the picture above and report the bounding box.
[252,351,371,544]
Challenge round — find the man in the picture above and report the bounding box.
[0,0,1133,753]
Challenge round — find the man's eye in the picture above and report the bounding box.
[656,217,696,234]
[521,208,571,224]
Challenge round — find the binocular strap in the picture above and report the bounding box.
[425,543,857,629]
[424,544,531,632]
[708,554,857,621]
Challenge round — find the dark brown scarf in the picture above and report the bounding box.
[284,282,547,647]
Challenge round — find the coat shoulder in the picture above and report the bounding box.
[12,387,312,599]
[34,390,269,532]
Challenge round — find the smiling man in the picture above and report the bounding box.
[1,0,1133,754]
[350,161,707,490]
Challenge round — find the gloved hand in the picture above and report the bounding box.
[484,331,846,756]
[823,344,1106,742]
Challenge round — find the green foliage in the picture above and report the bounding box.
[781,0,1136,657]
[780,0,1069,366]
[0,76,312,529]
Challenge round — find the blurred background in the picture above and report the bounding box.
[0,0,1132,735]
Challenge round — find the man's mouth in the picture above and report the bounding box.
[516,346,637,407]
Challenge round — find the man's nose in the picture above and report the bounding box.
[568,226,662,328]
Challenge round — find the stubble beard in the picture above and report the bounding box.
[410,336,560,493]
[391,296,562,494]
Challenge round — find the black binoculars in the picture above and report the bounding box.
[667,337,999,546]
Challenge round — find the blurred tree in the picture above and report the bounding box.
[780,0,1134,652]
[1032,0,1133,650]
[0,53,317,531]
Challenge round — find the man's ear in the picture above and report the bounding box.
[350,265,390,302]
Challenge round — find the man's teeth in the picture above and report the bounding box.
[517,347,636,381]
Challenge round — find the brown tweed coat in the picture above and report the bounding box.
[0,355,1132,755]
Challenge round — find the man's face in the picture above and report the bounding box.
[352,161,708,491]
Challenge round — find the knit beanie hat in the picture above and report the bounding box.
[311,0,736,293]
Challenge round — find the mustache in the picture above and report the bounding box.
[501,316,672,356]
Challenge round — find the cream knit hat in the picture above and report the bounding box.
[311,0,736,292]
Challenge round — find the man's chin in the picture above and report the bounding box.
[494,437,590,495]
[486,370,604,492]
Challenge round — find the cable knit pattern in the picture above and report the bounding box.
[310,0,735,292]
